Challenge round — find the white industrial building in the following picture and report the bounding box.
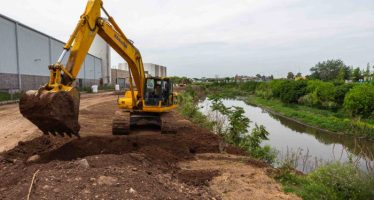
[0,13,110,92]
[116,63,167,77]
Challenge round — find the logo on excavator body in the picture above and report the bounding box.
[115,34,127,48]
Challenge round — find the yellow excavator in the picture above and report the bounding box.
[19,0,178,137]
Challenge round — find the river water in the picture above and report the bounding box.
[199,98,374,173]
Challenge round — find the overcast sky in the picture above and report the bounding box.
[1,0,374,78]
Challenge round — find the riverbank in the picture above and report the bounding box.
[179,87,374,200]
[244,95,374,139]
[203,82,374,139]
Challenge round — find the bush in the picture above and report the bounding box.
[0,92,21,101]
[344,84,374,117]
[278,80,307,103]
[298,80,338,109]
[239,81,258,94]
[178,91,213,130]
[270,79,288,98]
[308,162,374,200]
[275,162,374,200]
[255,82,273,99]
[334,83,354,105]
[99,84,115,91]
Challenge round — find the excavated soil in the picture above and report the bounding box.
[0,92,299,200]
[19,89,80,136]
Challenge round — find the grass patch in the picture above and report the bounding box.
[0,92,21,102]
[273,163,374,200]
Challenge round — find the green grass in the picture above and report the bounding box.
[0,92,21,102]
[245,96,374,139]
[273,163,374,200]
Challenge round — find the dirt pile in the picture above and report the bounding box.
[19,89,80,136]
[0,93,299,200]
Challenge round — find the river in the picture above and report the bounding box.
[199,98,374,173]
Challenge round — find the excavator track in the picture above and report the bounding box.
[160,112,177,134]
[112,111,130,135]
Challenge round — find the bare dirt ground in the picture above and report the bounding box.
[0,92,299,200]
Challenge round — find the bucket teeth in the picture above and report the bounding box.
[19,88,81,137]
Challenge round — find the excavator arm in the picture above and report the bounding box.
[60,0,144,103]
[19,0,145,136]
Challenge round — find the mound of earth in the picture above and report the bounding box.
[0,93,299,200]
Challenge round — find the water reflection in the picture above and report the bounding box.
[199,98,374,173]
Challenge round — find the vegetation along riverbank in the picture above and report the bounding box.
[177,85,374,200]
[203,79,374,139]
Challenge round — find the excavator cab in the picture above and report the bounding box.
[144,78,174,107]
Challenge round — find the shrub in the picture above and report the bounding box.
[178,91,213,130]
[300,80,337,109]
[344,84,374,117]
[255,82,273,99]
[0,92,21,101]
[239,81,258,94]
[270,79,288,98]
[334,83,354,105]
[278,80,307,103]
[275,162,374,200]
[308,162,374,200]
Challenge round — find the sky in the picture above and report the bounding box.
[1,0,374,78]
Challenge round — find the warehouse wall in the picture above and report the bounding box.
[0,16,17,74]
[0,14,104,91]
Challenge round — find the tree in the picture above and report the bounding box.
[364,63,371,81]
[352,67,363,82]
[344,84,374,117]
[287,72,295,80]
[310,59,350,81]
[278,80,307,103]
[296,72,302,78]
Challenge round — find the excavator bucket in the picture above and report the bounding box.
[19,88,80,137]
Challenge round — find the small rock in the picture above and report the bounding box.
[26,155,40,163]
[42,185,51,190]
[83,189,91,194]
[76,159,90,168]
[53,188,61,193]
[90,178,96,182]
[97,176,118,186]
[132,167,138,171]
[129,187,136,194]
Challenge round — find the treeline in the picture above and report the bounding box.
[288,59,374,82]
[254,80,374,118]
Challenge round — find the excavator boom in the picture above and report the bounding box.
[19,0,147,136]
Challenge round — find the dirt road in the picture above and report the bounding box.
[0,92,115,152]
[0,92,299,200]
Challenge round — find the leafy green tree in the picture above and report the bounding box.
[310,59,350,81]
[334,83,354,105]
[278,80,307,103]
[287,72,295,80]
[344,84,374,117]
[298,80,337,109]
[352,67,363,82]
